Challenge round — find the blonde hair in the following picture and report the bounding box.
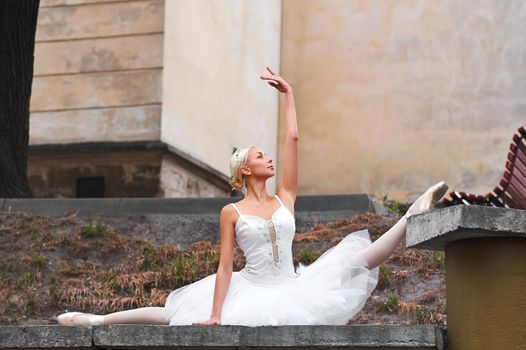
[230,146,252,192]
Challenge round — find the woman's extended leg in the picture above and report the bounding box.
[359,216,407,269]
[58,307,169,326]
[358,181,448,270]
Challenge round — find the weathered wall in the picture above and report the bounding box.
[28,150,228,198]
[280,0,526,201]
[159,153,228,198]
[28,151,164,198]
[161,0,282,193]
[30,0,164,144]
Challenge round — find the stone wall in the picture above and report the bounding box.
[30,0,164,144]
[28,150,164,197]
[28,147,229,198]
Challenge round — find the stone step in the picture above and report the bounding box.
[0,325,445,350]
[0,195,386,248]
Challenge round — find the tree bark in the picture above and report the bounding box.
[0,0,40,198]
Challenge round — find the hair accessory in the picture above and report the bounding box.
[233,148,241,161]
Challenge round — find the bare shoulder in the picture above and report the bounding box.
[276,190,295,213]
[221,203,236,214]
[220,203,238,222]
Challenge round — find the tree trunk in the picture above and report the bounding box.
[0,0,40,198]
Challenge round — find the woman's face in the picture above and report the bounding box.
[243,147,275,179]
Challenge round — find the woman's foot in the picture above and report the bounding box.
[57,312,104,326]
[404,181,449,219]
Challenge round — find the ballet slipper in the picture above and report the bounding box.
[404,181,449,219]
[57,312,104,326]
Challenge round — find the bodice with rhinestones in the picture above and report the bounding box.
[231,195,298,285]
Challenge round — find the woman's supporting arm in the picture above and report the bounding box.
[192,205,236,325]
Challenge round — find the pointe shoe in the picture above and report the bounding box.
[404,181,449,219]
[57,312,104,326]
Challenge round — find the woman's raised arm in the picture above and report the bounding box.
[260,67,299,206]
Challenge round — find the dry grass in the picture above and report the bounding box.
[0,210,446,326]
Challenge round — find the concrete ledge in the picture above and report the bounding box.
[0,325,445,349]
[0,326,92,349]
[0,195,382,246]
[0,194,376,215]
[406,205,526,250]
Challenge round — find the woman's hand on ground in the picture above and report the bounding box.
[260,66,292,93]
[192,316,221,325]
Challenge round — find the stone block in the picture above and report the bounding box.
[41,0,129,6]
[37,1,164,41]
[406,205,526,250]
[34,34,163,75]
[30,105,161,144]
[92,325,444,349]
[0,325,92,349]
[31,70,162,111]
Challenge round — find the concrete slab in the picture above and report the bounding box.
[0,325,92,349]
[0,195,384,248]
[0,325,444,349]
[0,194,377,216]
[406,205,526,250]
[92,325,445,349]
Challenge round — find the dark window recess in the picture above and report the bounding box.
[76,177,105,198]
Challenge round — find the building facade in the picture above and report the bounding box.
[29,0,526,200]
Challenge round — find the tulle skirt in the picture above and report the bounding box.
[164,229,378,326]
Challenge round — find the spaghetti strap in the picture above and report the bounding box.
[231,203,242,216]
[274,195,284,207]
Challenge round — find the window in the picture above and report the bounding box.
[76,177,105,198]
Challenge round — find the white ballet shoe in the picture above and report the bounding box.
[404,181,449,219]
[57,312,104,326]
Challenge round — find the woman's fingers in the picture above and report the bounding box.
[192,319,220,325]
[260,75,278,81]
[261,75,284,85]
[267,66,276,75]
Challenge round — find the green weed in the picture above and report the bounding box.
[377,264,391,289]
[432,251,445,269]
[296,249,318,265]
[30,255,48,269]
[80,222,115,238]
[415,307,433,324]
[15,272,37,289]
[49,285,63,305]
[384,295,399,312]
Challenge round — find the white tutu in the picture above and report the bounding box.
[164,197,378,326]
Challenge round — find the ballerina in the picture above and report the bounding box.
[57,67,448,326]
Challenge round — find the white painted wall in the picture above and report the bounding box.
[161,0,282,193]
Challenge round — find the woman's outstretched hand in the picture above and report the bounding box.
[260,66,292,93]
[192,316,221,325]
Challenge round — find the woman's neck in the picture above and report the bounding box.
[245,181,270,204]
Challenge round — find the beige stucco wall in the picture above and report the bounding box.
[161,0,282,193]
[30,0,164,144]
[280,0,526,201]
